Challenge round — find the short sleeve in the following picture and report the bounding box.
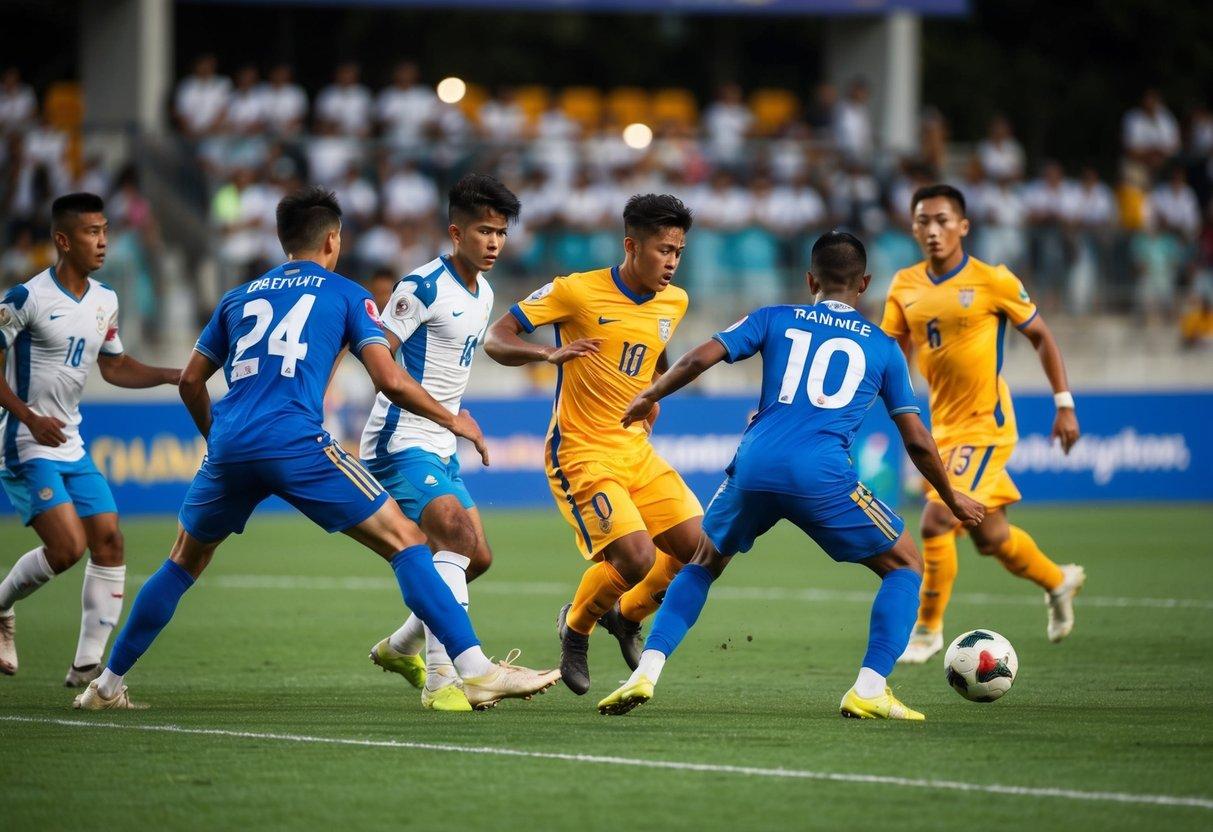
[510,276,577,333]
[381,279,432,343]
[194,299,230,366]
[346,289,391,355]
[880,342,920,416]
[990,265,1038,330]
[100,298,124,356]
[879,283,909,339]
[711,307,769,364]
[0,284,34,351]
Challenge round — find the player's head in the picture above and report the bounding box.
[622,193,692,293]
[447,173,520,273]
[277,187,343,270]
[367,266,396,311]
[51,192,107,273]
[910,183,969,263]
[807,230,871,299]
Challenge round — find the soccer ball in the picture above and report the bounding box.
[944,629,1018,702]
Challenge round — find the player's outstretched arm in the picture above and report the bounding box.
[98,353,182,389]
[483,312,601,367]
[0,346,66,446]
[359,342,490,466]
[1018,315,1080,454]
[180,351,218,438]
[622,339,728,427]
[892,412,984,527]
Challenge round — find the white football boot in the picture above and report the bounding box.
[0,612,15,675]
[461,650,561,711]
[1046,564,1086,643]
[72,680,147,710]
[897,626,944,665]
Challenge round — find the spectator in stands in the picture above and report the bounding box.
[0,68,37,135]
[376,61,438,147]
[804,81,838,138]
[1024,160,1078,307]
[223,65,267,135]
[834,77,874,163]
[332,162,378,233]
[704,83,753,165]
[316,62,372,137]
[305,120,362,187]
[382,158,439,224]
[1069,166,1117,313]
[827,157,880,230]
[367,266,396,312]
[352,210,403,276]
[0,225,46,284]
[1132,214,1185,320]
[977,114,1026,182]
[479,87,527,144]
[1188,103,1213,158]
[919,106,950,176]
[978,175,1028,275]
[261,64,308,136]
[174,54,231,138]
[533,98,580,186]
[72,154,111,198]
[768,121,811,183]
[1179,292,1213,349]
[1150,165,1202,242]
[694,168,754,232]
[211,166,281,285]
[1122,88,1181,175]
[9,113,70,231]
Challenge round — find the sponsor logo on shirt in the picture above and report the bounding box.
[393,295,412,319]
[528,283,554,301]
[364,298,383,325]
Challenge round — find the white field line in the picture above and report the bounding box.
[134,573,1213,611]
[2,716,1210,812]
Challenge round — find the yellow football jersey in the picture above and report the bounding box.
[880,254,1038,448]
[509,266,688,465]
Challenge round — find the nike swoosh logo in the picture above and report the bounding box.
[49,313,66,320]
[452,310,464,317]
[598,317,620,325]
[904,301,918,309]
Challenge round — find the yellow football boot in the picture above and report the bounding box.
[369,638,426,689]
[840,686,925,721]
[597,676,655,716]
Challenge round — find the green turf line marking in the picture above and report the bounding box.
[4,716,1211,811]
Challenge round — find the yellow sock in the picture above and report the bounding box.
[567,561,632,635]
[618,549,682,623]
[918,531,958,632]
[994,526,1064,591]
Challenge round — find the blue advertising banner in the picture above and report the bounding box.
[0,391,1207,519]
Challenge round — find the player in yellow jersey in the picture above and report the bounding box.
[882,184,1086,663]
[485,195,703,695]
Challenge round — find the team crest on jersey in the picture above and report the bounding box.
[658,318,672,342]
[38,487,53,501]
[528,282,554,301]
[364,298,383,325]
[96,309,108,334]
[392,294,412,319]
[958,288,975,309]
[0,306,10,327]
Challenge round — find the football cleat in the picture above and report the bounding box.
[556,603,591,695]
[461,649,561,711]
[896,626,943,665]
[0,613,15,675]
[369,638,427,689]
[1046,563,1086,643]
[840,686,925,721]
[598,603,644,671]
[72,680,147,710]
[64,663,103,688]
[421,668,473,712]
[597,675,654,716]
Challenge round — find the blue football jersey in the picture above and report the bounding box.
[712,299,919,498]
[194,261,389,462]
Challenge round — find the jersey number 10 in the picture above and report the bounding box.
[777,329,866,410]
[231,294,315,379]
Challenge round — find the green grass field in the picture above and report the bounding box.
[2,505,1212,830]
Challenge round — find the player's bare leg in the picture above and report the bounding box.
[67,513,127,687]
[560,530,655,695]
[970,507,1083,642]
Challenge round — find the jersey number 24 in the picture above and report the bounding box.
[231,294,315,379]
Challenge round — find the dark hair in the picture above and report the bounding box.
[368,266,396,282]
[911,184,966,217]
[276,187,342,254]
[448,173,520,226]
[51,192,105,230]
[810,230,867,289]
[623,193,693,240]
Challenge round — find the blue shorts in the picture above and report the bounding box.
[180,441,389,543]
[703,478,904,563]
[362,448,474,524]
[0,455,117,525]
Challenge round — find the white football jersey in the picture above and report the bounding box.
[360,255,493,460]
[0,268,124,468]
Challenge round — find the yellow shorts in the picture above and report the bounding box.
[925,443,1021,509]
[546,440,703,560]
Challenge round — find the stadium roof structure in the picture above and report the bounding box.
[191,0,968,15]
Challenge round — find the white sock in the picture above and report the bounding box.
[424,551,470,677]
[452,645,493,679]
[388,614,425,655]
[96,667,124,699]
[74,562,125,668]
[0,546,56,613]
[629,649,667,685]
[854,666,887,699]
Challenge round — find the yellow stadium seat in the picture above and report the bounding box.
[559,87,604,130]
[650,88,698,128]
[749,88,800,135]
[606,87,650,127]
[44,82,84,131]
[513,85,551,127]
[460,82,489,124]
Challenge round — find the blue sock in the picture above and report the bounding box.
[862,567,922,676]
[390,545,479,658]
[107,559,195,676]
[644,564,714,658]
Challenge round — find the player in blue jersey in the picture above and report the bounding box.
[597,231,985,721]
[72,188,560,711]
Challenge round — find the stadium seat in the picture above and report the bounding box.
[559,87,604,130]
[650,88,698,128]
[460,82,490,125]
[749,88,800,135]
[513,85,551,127]
[45,82,85,131]
[606,87,650,127]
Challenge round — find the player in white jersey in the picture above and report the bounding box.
[361,174,517,711]
[0,193,181,685]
